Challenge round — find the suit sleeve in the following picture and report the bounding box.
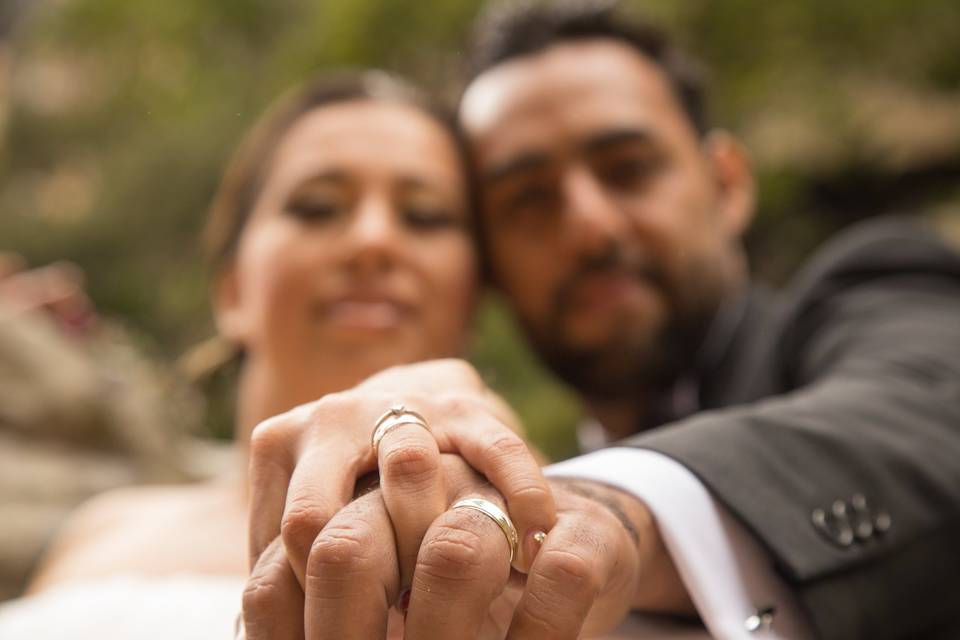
[546,447,815,639]
[630,223,960,639]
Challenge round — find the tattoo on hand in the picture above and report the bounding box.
[553,479,641,548]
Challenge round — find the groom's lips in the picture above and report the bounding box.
[566,270,660,315]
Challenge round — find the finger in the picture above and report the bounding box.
[429,397,556,570]
[482,583,524,640]
[242,536,305,640]
[507,507,636,639]
[405,491,513,640]
[436,464,526,639]
[247,415,296,567]
[300,388,547,579]
[249,393,384,568]
[304,490,399,640]
[281,437,365,587]
[281,378,555,574]
[377,418,446,589]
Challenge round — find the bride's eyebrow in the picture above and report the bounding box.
[290,170,350,191]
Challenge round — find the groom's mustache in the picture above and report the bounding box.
[551,246,670,321]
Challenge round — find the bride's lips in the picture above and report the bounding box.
[316,294,414,331]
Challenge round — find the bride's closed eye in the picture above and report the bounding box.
[286,195,342,222]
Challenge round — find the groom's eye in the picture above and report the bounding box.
[593,145,667,193]
[504,180,559,223]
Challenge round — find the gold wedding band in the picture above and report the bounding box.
[371,403,431,454]
[452,498,519,564]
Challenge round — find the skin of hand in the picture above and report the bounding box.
[242,455,694,640]
[245,359,558,599]
[244,455,516,640]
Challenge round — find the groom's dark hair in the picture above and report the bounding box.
[466,0,709,136]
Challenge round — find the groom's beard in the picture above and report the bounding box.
[526,251,721,401]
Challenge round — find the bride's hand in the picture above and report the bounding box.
[246,359,557,593]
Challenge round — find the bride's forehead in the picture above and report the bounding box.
[263,103,463,186]
[281,101,446,149]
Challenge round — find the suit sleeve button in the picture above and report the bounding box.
[812,506,855,548]
[850,494,874,540]
[874,511,892,533]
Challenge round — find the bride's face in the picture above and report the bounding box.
[217,100,477,395]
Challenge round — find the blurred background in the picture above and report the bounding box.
[1,0,958,592]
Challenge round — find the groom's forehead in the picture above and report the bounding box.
[460,39,686,168]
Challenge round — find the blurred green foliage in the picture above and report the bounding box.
[2,0,958,460]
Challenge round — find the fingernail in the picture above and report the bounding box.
[396,588,411,615]
[520,529,548,571]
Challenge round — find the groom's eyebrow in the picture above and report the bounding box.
[483,128,657,185]
[583,127,656,153]
[483,152,550,185]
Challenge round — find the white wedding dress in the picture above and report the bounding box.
[0,574,243,639]
[0,574,709,639]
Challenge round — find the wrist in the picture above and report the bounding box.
[632,516,696,616]
[547,477,695,617]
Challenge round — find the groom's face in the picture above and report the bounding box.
[461,39,747,393]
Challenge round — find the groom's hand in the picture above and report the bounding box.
[242,468,693,639]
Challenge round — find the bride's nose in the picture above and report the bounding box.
[341,194,403,272]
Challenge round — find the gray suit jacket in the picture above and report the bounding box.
[631,217,960,639]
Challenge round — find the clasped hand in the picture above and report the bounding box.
[241,360,691,639]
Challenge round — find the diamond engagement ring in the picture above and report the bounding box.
[371,403,431,454]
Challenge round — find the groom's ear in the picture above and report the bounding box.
[703,129,756,238]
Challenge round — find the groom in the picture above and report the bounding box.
[245,2,960,638]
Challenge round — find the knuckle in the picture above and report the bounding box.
[536,547,600,601]
[436,393,474,420]
[241,563,287,615]
[305,390,353,422]
[417,521,487,582]
[508,482,552,509]
[280,498,333,554]
[248,416,291,462]
[520,589,575,636]
[307,524,375,579]
[381,443,439,485]
[483,432,529,463]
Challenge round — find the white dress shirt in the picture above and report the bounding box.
[547,447,815,639]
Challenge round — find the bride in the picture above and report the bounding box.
[0,70,546,638]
